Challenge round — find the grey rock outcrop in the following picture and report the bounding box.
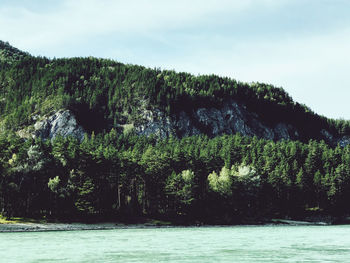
[338,136,350,147]
[27,100,348,146]
[34,110,85,141]
[134,100,299,141]
[134,109,174,138]
[320,129,350,147]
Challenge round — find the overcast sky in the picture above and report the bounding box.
[1,0,350,119]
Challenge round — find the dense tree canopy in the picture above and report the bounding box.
[1,40,350,141]
[1,41,350,223]
[0,131,350,223]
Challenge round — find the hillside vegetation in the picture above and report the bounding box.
[1,41,350,223]
[1,41,350,140]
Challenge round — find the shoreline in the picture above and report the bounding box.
[0,222,125,233]
[0,219,339,233]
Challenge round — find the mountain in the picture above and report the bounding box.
[0,41,349,146]
[2,41,350,224]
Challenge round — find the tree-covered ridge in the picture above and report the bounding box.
[1,41,350,141]
[2,41,350,223]
[1,131,350,223]
[0,40,29,62]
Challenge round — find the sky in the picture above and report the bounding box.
[1,0,350,119]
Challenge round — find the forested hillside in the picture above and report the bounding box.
[1,40,350,141]
[1,40,350,223]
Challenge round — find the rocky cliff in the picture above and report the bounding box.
[134,99,349,146]
[2,40,349,147]
[33,110,86,141]
[135,100,297,140]
[22,100,349,147]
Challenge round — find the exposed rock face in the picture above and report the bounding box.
[28,101,350,147]
[320,129,350,147]
[134,109,174,138]
[338,136,350,147]
[134,100,299,141]
[34,110,85,141]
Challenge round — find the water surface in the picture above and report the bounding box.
[1,225,350,262]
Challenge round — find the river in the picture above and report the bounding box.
[1,225,349,262]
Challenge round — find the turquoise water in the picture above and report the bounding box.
[1,225,350,262]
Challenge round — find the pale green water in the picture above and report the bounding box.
[1,225,350,262]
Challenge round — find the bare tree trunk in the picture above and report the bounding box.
[117,184,121,210]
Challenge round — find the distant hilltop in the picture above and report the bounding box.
[1,40,350,146]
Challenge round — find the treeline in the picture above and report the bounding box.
[2,42,350,223]
[0,41,28,62]
[1,50,350,140]
[1,131,350,223]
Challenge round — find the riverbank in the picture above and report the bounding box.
[0,217,176,232]
[3,213,350,232]
[0,222,129,232]
[0,222,322,232]
[0,218,341,232]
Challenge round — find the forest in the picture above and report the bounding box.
[1,131,350,223]
[1,40,350,223]
[1,40,350,140]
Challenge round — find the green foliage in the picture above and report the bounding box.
[0,130,350,222]
[208,167,232,196]
[2,42,350,223]
[48,176,60,193]
[165,170,196,216]
[0,40,29,62]
[1,42,350,140]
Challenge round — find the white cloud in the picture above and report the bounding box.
[0,0,287,50]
